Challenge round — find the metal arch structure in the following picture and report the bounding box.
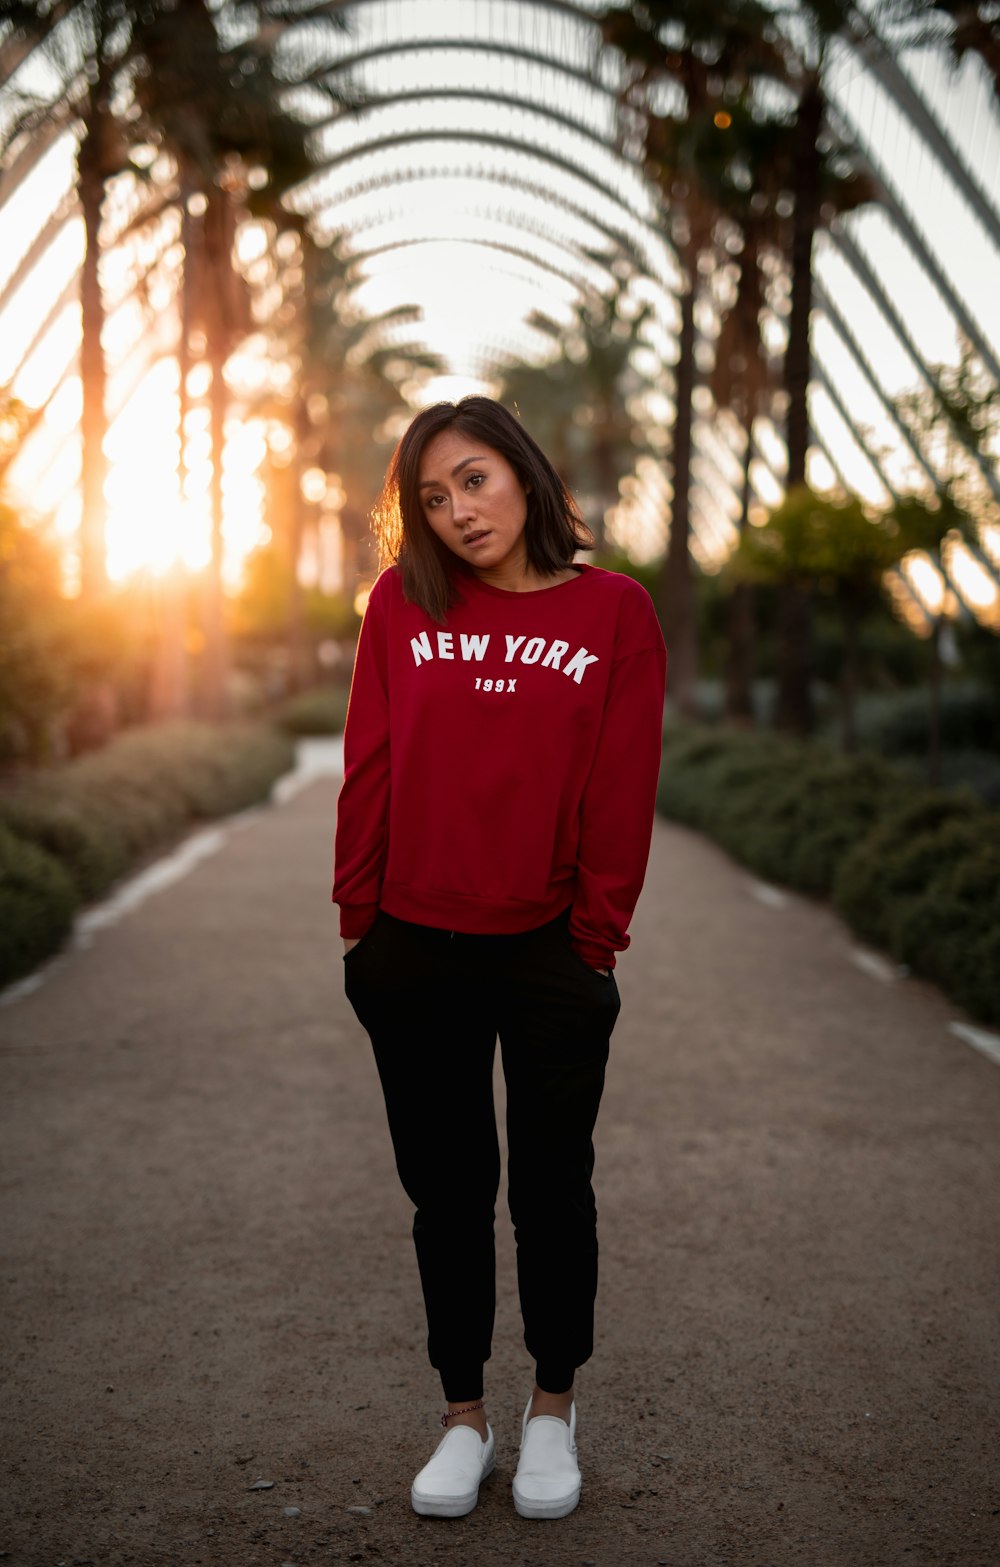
[286,0,1000,385]
[273,4,1000,591]
[843,17,1000,258]
[1,0,998,607]
[290,93,843,549]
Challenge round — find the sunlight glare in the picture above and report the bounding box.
[101,358,267,584]
[903,551,946,616]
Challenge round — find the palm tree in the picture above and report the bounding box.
[128,0,350,715]
[599,0,783,717]
[505,272,654,553]
[882,1,1000,100]
[1,1,156,600]
[713,228,767,726]
[501,352,584,495]
[279,227,442,685]
[702,105,787,724]
[770,1,877,736]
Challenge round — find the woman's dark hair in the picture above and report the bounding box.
[371,396,593,622]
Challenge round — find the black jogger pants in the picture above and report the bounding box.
[343,903,621,1402]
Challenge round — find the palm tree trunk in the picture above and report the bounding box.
[288,395,310,693]
[726,424,756,725]
[776,77,823,737]
[928,617,942,787]
[77,99,109,600]
[775,582,813,735]
[841,589,860,753]
[785,81,821,490]
[150,193,195,720]
[201,186,230,719]
[591,407,615,555]
[660,262,698,718]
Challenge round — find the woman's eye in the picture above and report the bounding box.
[466,473,484,488]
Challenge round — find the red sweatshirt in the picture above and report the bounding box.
[332,562,666,970]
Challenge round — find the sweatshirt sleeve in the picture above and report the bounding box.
[568,591,667,971]
[332,576,391,939]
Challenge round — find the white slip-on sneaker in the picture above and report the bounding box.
[410,1423,496,1517]
[512,1398,581,1519]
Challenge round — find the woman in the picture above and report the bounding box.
[332,395,666,1521]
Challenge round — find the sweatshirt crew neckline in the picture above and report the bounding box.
[456,563,589,600]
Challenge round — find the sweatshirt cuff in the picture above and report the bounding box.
[571,939,617,972]
[338,903,380,940]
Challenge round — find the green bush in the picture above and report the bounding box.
[660,726,896,896]
[0,794,128,900]
[832,788,986,949]
[847,682,1000,759]
[737,752,901,896]
[0,719,295,987]
[43,746,190,858]
[896,843,1000,1025]
[657,726,752,827]
[0,504,71,765]
[659,728,799,848]
[894,749,1000,808]
[0,823,76,984]
[656,722,1000,1026]
[0,721,296,901]
[84,721,297,820]
[274,686,350,736]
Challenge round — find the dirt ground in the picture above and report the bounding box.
[2,767,999,1567]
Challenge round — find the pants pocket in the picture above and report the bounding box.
[566,941,615,983]
[342,910,383,966]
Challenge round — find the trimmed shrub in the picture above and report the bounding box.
[656,721,1000,1025]
[732,752,898,896]
[658,725,793,826]
[848,682,1000,759]
[274,686,350,736]
[0,720,295,987]
[0,794,127,900]
[832,788,986,949]
[896,843,1000,1025]
[0,823,76,984]
[92,721,297,820]
[660,728,897,897]
[0,722,295,900]
[691,745,803,856]
[894,749,1000,808]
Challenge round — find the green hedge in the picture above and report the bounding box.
[658,723,999,1026]
[831,789,991,950]
[0,720,295,986]
[273,685,350,736]
[0,823,77,983]
[894,845,1000,1024]
[846,683,1000,759]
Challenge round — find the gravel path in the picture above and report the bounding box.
[2,767,998,1567]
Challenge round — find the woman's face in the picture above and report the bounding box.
[417,428,530,575]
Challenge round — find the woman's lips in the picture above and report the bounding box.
[463,530,491,548]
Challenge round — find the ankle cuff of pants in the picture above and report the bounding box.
[440,1369,485,1404]
[534,1362,576,1395]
